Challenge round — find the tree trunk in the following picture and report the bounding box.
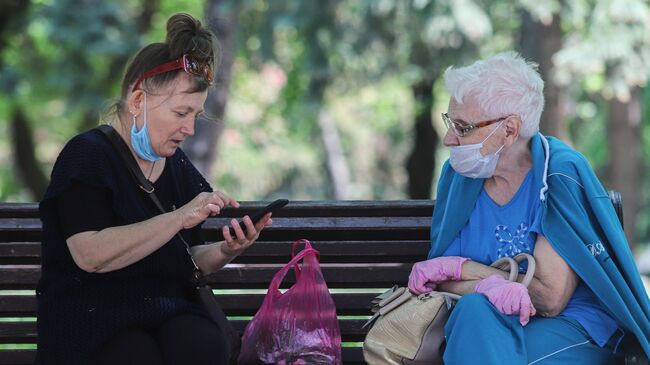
[10,108,49,200]
[519,10,571,144]
[318,108,351,199]
[607,88,641,249]
[307,74,351,199]
[182,1,238,178]
[302,0,348,199]
[406,79,437,199]
[0,1,30,53]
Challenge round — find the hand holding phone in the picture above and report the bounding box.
[228,199,289,237]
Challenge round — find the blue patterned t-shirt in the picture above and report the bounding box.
[443,170,540,264]
[443,170,619,347]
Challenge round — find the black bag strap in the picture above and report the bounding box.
[96,124,206,285]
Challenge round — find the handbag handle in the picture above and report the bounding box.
[268,246,320,294]
[489,256,519,282]
[490,253,536,287]
[513,253,536,287]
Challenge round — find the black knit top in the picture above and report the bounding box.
[36,127,212,364]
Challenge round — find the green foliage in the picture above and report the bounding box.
[551,0,650,102]
[1,0,649,249]
[213,0,497,200]
[0,0,207,201]
[570,97,608,173]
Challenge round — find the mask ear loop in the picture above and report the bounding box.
[476,120,507,158]
[143,92,148,129]
[131,92,148,132]
[480,120,505,144]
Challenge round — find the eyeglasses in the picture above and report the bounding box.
[132,54,213,93]
[441,112,508,137]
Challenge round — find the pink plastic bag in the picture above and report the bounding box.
[238,239,342,365]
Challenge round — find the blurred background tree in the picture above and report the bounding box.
[1,0,650,258]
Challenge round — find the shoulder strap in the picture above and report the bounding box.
[96,124,206,284]
[97,125,155,194]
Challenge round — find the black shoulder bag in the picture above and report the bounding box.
[97,124,241,363]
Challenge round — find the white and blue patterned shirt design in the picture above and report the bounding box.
[495,222,533,259]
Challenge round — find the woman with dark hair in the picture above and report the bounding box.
[35,13,268,364]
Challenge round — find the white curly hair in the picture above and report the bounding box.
[443,52,545,139]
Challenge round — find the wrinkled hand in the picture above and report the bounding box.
[220,213,273,257]
[474,275,536,325]
[175,191,239,229]
[408,256,470,294]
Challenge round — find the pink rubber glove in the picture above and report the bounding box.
[474,274,536,326]
[408,256,470,295]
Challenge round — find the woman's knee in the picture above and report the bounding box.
[90,328,162,365]
[156,314,230,364]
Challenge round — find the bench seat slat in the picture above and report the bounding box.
[0,319,368,343]
[0,293,380,316]
[207,266,411,288]
[0,322,38,343]
[0,350,37,365]
[0,347,366,365]
[0,265,411,289]
[0,295,36,316]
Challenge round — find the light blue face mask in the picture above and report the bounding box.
[130,92,163,161]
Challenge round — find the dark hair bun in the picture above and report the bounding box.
[165,13,215,64]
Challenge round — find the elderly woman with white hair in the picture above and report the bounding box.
[408,52,650,364]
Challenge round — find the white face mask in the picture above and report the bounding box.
[449,121,505,179]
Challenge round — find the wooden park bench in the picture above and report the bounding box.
[0,194,646,365]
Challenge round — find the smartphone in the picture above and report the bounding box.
[228,199,289,236]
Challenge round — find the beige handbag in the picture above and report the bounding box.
[362,253,535,365]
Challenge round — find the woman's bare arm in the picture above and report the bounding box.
[67,211,184,273]
[438,235,578,316]
[66,191,234,273]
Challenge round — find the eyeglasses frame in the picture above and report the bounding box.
[132,54,213,93]
[441,112,509,137]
